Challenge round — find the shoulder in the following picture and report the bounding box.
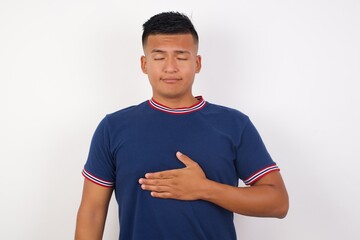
[105,101,148,120]
[203,101,250,124]
[95,101,149,130]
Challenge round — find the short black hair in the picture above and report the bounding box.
[142,12,199,47]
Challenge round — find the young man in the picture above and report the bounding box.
[75,12,289,240]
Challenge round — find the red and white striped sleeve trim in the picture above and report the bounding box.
[243,164,280,185]
[82,169,115,188]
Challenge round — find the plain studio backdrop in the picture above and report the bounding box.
[1,1,359,239]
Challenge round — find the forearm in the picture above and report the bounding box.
[200,173,289,218]
[75,204,108,240]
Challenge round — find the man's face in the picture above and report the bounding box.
[141,34,201,102]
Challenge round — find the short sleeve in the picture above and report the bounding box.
[82,116,115,188]
[235,118,279,185]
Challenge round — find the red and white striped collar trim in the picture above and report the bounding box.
[148,96,206,114]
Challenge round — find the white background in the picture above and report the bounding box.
[1,0,359,239]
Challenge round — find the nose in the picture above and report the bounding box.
[163,57,178,73]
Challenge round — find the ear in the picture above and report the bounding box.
[195,55,202,73]
[141,56,147,74]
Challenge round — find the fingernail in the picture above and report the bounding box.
[176,151,183,156]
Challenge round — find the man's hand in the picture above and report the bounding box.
[138,151,289,218]
[138,152,207,200]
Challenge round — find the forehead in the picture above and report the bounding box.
[144,34,197,53]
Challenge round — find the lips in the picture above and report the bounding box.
[161,77,182,83]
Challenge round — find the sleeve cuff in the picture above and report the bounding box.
[82,169,115,188]
[243,164,280,185]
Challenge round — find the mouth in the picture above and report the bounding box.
[160,77,182,83]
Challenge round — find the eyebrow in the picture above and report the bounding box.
[151,49,191,54]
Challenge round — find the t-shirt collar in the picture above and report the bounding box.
[148,96,206,114]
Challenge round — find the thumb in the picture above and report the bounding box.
[176,151,194,167]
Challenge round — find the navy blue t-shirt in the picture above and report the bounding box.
[82,97,279,240]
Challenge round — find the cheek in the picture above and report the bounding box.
[183,64,198,75]
[145,63,160,75]
[148,69,160,78]
[148,62,163,72]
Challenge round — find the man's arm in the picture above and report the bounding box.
[139,152,289,218]
[200,170,288,218]
[75,179,113,240]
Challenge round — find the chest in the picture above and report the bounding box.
[111,115,239,186]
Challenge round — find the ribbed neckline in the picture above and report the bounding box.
[148,96,206,114]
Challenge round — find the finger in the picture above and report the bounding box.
[150,191,173,199]
[139,178,167,186]
[176,151,195,167]
[141,184,171,193]
[144,169,178,179]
